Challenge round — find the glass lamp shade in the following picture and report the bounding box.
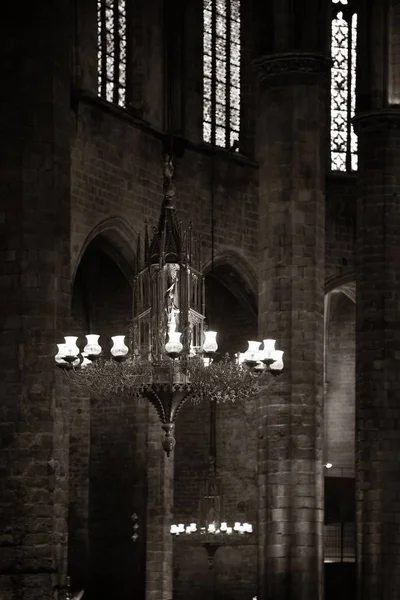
[84,334,102,356]
[165,330,183,355]
[56,343,80,367]
[262,339,276,359]
[203,331,218,353]
[110,335,129,357]
[55,343,67,364]
[270,350,284,370]
[243,341,262,362]
[63,336,79,358]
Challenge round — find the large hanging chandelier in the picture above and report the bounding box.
[55,156,284,454]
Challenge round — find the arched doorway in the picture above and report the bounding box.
[324,282,356,600]
[68,236,147,600]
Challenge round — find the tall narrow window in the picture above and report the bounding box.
[97,0,127,107]
[331,0,357,171]
[203,0,241,149]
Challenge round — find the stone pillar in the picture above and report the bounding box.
[145,407,174,600]
[255,49,329,599]
[353,1,400,597]
[0,3,71,599]
[353,109,400,600]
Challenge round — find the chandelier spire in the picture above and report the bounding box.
[146,155,186,267]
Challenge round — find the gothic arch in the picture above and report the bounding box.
[72,217,137,287]
[203,250,258,316]
[325,272,356,300]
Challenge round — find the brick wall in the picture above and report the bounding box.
[70,99,259,280]
[325,175,357,285]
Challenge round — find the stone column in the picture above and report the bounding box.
[0,3,71,599]
[353,110,400,600]
[353,1,400,596]
[255,52,329,600]
[145,407,174,600]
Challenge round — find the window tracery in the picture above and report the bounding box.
[97,0,127,107]
[331,0,358,171]
[203,0,241,149]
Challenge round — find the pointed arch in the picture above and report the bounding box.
[203,250,257,316]
[72,217,137,287]
[325,272,356,301]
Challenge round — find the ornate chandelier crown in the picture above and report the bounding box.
[55,155,284,454]
[132,154,205,363]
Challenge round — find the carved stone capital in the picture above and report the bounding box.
[253,52,331,83]
[353,109,400,134]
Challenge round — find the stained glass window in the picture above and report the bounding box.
[203,0,241,150]
[331,0,357,171]
[97,0,127,107]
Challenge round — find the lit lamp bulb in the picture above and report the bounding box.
[55,343,68,365]
[84,334,102,358]
[63,336,80,360]
[270,350,284,371]
[243,341,262,364]
[111,335,129,359]
[262,339,276,360]
[203,331,218,354]
[165,324,183,357]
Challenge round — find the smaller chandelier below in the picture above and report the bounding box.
[170,521,253,536]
